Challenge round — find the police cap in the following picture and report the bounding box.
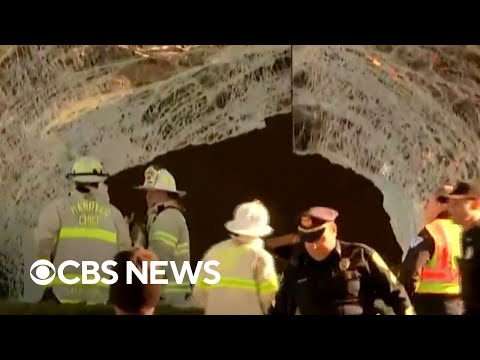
[298,207,339,234]
[445,181,480,200]
[433,184,454,203]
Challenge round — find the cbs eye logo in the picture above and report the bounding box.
[30,259,56,285]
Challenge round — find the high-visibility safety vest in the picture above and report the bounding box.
[35,192,130,304]
[416,219,463,295]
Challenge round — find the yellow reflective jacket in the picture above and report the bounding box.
[193,236,279,315]
[33,190,131,304]
[147,204,191,306]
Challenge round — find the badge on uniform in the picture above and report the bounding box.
[144,167,158,186]
[465,246,474,260]
[339,258,350,271]
[300,216,313,228]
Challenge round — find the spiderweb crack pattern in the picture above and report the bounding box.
[293,45,480,254]
[0,45,291,298]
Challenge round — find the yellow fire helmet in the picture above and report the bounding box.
[66,156,109,183]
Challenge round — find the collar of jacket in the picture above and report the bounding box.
[436,211,451,220]
[232,236,264,248]
[148,200,179,215]
[69,189,106,202]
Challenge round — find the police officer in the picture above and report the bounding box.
[399,185,464,315]
[269,206,415,315]
[444,181,480,315]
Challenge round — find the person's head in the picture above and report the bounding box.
[67,156,109,184]
[135,166,186,208]
[445,181,480,229]
[109,248,162,315]
[423,185,453,224]
[224,200,273,240]
[146,190,180,208]
[297,207,339,260]
[67,156,109,194]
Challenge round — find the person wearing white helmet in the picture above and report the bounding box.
[135,165,191,307]
[33,156,132,305]
[192,200,279,315]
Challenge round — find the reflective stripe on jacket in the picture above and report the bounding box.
[192,237,279,315]
[147,205,191,301]
[34,190,132,304]
[416,219,462,295]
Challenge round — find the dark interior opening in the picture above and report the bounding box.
[106,114,402,268]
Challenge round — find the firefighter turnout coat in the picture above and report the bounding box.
[34,190,131,304]
[192,236,279,315]
[147,203,192,305]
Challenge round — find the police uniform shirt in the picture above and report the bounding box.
[461,226,480,261]
[399,228,435,297]
[458,225,480,314]
[270,241,414,315]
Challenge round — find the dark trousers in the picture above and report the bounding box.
[413,294,463,315]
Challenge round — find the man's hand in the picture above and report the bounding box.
[124,212,135,226]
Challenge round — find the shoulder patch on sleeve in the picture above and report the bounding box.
[409,236,424,249]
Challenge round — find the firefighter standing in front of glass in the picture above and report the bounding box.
[33,156,131,304]
[135,165,191,307]
[192,200,279,315]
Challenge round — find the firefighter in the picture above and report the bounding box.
[33,156,131,304]
[192,200,279,315]
[444,181,480,315]
[399,186,464,315]
[135,165,191,307]
[269,206,415,315]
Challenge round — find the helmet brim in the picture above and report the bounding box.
[134,185,186,197]
[67,173,109,183]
